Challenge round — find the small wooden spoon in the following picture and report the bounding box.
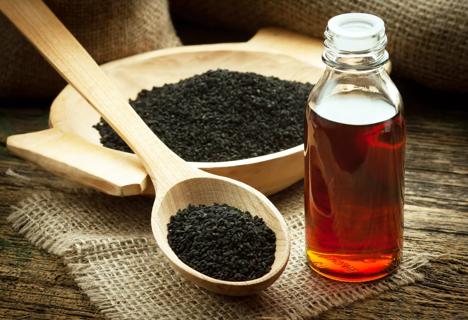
[0,0,290,295]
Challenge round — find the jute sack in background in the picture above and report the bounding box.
[0,0,181,99]
[171,0,468,92]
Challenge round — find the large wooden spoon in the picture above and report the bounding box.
[0,0,290,295]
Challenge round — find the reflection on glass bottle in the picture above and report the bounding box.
[305,13,405,282]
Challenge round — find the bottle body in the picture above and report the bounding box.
[305,64,405,282]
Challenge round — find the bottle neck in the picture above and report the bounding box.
[322,29,389,71]
[322,48,388,71]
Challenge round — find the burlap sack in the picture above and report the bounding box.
[171,0,468,92]
[8,183,432,319]
[0,0,181,99]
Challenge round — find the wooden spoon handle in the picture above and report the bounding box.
[0,0,197,191]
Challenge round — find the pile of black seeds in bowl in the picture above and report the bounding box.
[94,69,312,162]
[167,204,276,281]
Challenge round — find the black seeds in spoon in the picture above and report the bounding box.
[167,204,276,282]
[94,69,313,162]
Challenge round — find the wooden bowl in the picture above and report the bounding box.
[7,28,325,196]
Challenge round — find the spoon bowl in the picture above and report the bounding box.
[152,175,290,295]
[0,0,291,296]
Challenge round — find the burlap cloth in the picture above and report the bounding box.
[0,0,181,98]
[8,183,431,319]
[171,0,468,92]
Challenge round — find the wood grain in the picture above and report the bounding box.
[0,0,290,296]
[1,76,466,318]
[7,27,324,196]
[0,156,103,319]
[0,12,467,319]
[7,128,150,196]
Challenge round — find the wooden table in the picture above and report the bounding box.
[0,77,467,318]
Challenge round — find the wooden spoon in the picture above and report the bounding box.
[0,0,290,295]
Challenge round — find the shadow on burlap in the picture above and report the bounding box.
[8,183,430,319]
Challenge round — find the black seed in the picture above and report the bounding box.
[166,204,276,282]
[94,69,313,162]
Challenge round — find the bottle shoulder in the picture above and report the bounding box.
[308,68,403,116]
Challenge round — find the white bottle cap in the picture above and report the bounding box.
[326,13,386,52]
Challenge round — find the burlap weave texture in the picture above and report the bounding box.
[171,0,468,92]
[0,0,181,98]
[8,183,430,319]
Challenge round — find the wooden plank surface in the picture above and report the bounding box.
[0,78,466,319]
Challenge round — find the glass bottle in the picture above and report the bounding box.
[305,13,405,282]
